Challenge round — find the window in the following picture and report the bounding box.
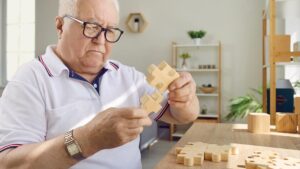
[5,0,35,81]
[0,0,4,86]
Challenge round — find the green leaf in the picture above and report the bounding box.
[226,87,263,121]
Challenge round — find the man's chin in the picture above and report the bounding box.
[83,63,106,72]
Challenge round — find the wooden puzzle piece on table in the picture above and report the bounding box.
[245,151,300,169]
[140,91,163,114]
[175,141,239,167]
[147,61,180,93]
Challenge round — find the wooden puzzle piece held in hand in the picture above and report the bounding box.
[147,61,180,93]
[140,91,163,114]
[175,142,239,167]
[141,61,179,114]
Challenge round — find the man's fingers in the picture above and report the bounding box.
[125,127,144,137]
[169,72,193,91]
[169,84,193,99]
[125,117,153,129]
[120,108,148,119]
[168,100,191,108]
[169,95,193,103]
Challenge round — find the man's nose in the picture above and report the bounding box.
[92,30,106,45]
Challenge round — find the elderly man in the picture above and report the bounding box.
[0,0,199,168]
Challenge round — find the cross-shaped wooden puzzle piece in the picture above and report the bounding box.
[141,61,179,114]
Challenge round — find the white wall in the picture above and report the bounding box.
[35,0,265,122]
[35,0,59,56]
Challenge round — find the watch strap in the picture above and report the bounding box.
[64,130,85,161]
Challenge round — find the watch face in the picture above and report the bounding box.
[67,143,80,156]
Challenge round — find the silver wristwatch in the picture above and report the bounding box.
[64,130,84,160]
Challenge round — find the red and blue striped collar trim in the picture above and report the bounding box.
[38,55,53,77]
[109,61,119,71]
[154,103,169,121]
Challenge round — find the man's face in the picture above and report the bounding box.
[58,0,119,75]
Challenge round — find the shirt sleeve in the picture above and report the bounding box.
[133,68,169,121]
[0,80,46,152]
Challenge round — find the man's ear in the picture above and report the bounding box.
[55,16,64,39]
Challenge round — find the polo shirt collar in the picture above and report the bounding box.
[40,45,118,77]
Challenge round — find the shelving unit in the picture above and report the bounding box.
[169,42,222,141]
[262,0,300,124]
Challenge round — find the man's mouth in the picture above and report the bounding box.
[88,50,105,54]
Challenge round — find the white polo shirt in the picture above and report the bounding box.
[0,46,168,169]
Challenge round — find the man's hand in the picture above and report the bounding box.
[76,108,152,157]
[166,72,199,123]
[168,72,197,108]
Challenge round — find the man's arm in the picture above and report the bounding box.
[158,72,199,124]
[0,108,152,169]
[0,132,78,169]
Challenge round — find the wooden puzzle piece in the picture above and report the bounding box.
[140,91,163,114]
[176,145,205,166]
[141,61,179,114]
[244,151,300,169]
[276,113,298,133]
[147,61,180,93]
[248,113,270,134]
[175,142,238,166]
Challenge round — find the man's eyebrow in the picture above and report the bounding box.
[82,17,117,27]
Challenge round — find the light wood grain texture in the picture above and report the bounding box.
[244,150,300,169]
[140,91,162,114]
[262,14,267,113]
[155,123,300,169]
[276,113,298,133]
[273,35,291,62]
[269,0,276,125]
[147,61,179,94]
[141,61,179,113]
[175,142,236,166]
[295,97,300,134]
[248,113,270,134]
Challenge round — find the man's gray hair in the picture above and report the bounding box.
[58,0,119,16]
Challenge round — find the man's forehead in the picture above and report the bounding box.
[77,0,119,26]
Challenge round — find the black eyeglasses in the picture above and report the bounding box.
[63,15,124,43]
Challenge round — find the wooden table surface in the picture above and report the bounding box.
[155,123,300,169]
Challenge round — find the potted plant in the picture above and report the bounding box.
[187,30,206,45]
[226,88,263,121]
[179,52,191,69]
[293,80,300,95]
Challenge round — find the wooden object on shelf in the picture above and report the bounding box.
[247,113,270,134]
[141,61,179,114]
[274,35,291,62]
[199,87,216,94]
[175,141,237,167]
[276,113,298,133]
[295,97,300,114]
[147,61,180,93]
[126,13,148,33]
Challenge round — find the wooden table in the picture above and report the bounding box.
[155,123,300,169]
